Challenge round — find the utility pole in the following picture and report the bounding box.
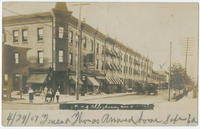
[168,41,172,101]
[76,5,82,100]
[183,37,192,94]
[185,38,189,74]
[73,3,90,100]
[184,37,192,76]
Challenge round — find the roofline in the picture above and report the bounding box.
[3,11,151,61]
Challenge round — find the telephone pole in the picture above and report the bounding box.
[72,3,90,100]
[76,4,82,101]
[168,41,172,101]
[184,37,192,75]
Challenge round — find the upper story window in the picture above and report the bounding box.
[91,39,94,51]
[59,27,64,39]
[37,50,44,64]
[14,52,19,64]
[58,50,64,63]
[124,54,126,62]
[3,31,6,43]
[37,28,43,41]
[96,59,99,69]
[22,29,28,42]
[68,31,73,44]
[102,46,105,54]
[4,74,8,85]
[96,43,99,54]
[83,37,87,49]
[101,61,104,70]
[13,30,19,42]
[83,56,87,67]
[69,53,73,65]
[129,56,132,64]
[75,34,78,47]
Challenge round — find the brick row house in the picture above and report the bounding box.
[2,2,166,95]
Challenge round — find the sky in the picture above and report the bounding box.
[2,2,199,81]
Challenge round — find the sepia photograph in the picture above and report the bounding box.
[1,1,199,126]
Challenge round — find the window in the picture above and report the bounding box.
[124,54,126,62]
[91,39,94,51]
[88,54,94,63]
[96,43,99,54]
[4,74,8,85]
[4,74,8,81]
[68,31,73,44]
[22,29,28,42]
[75,34,78,47]
[83,37,87,49]
[13,30,19,42]
[69,53,73,65]
[96,59,99,69]
[14,53,19,64]
[101,62,104,70]
[102,46,104,54]
[37,51,44,64]
[59,27,64,39]
[37,28,43,40]
[84,56,87,67]
[3,32,6,43]
[58,50,64,63]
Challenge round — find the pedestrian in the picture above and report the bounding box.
[55,90,60,103]
[44,86,48,102]
[51,88,56,102]
[28,87,34,103]
[47,88,52,102]
[41,89,45,101]
[173,90,176,99]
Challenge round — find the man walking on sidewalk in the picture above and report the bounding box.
[55,90,60,103]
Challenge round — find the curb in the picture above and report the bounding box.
[3,93,135,105]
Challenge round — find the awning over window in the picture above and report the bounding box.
[119,78,123,84]
[27,73,48,84]
[110,77,118,85]
[106,77,113,84]
[87,77,100,86]
[70,76,83,85]
[110,64,116,71]
[115,78,120,84]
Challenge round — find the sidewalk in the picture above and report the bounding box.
[3,92,135,105]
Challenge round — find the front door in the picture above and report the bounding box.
[13,73,20,91]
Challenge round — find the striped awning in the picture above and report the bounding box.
[110,64,116,71]
[106,77,114,84]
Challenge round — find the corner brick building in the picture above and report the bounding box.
[2,2,166,95]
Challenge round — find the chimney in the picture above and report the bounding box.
[54,2,68,11]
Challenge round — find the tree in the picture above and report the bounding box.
[170,63,192,91]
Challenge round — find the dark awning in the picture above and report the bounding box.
[87,77,100,86]
[27,73,48,84]
[70,76,83,85]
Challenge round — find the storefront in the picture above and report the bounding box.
[69,75,83,95]
[27,73,48,90]
[86,76,100,94]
